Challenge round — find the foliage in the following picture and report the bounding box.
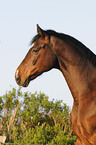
[0,88,76,144]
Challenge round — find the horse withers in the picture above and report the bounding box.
[15,25,96,145]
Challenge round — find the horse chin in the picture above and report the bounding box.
[22,72,41,87]
[22,78,30,87]
[22,75,36,87]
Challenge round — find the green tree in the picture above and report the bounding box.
[0,88,22,142]
[1,88,76,144]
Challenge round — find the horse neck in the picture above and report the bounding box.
[51,36,96,103]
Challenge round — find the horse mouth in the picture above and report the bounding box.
[22,72,39,87]
[22,78,29,87]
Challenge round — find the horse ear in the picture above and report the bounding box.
[37,24,46,37]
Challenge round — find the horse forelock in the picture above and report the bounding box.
[30,34,41,45]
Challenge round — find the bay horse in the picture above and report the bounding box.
[15,25,96,145]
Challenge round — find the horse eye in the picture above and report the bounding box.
[32,49,39,53]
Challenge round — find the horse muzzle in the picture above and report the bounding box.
[15,69,30,87]
[15,69,21,85]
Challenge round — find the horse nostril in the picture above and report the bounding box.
[16,76,21,84]
[15,70,21,84]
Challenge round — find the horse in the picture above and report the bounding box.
[15,25,96,145]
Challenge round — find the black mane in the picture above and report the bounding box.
[31,29,96,66]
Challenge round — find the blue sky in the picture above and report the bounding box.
[0,0,96,108]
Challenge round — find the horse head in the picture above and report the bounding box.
[15,25,59,87]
